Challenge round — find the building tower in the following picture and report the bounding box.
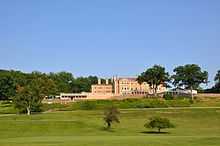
[113,76,120,96]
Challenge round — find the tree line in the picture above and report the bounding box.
[0,64,220,115]
[0,70,102,114]
[0,70,102,100]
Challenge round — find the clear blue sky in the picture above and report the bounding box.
[0,0,219,87]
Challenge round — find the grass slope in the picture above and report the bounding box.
[0,108,220,146]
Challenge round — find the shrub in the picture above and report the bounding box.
[148,99,168,108]
[79,101,96,110]
[104,105,120,129]
[163,93,174,100]
[166,99,191,107]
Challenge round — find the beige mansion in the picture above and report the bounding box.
[58,76,166,102]
[113,77,165,96]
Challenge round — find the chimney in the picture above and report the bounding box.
[98,78,101,85]
[106,79,109,85]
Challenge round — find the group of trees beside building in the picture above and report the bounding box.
[137,64,217,100]
[0,70,100,101]
[0,70,100,115]
[137,64,209,100]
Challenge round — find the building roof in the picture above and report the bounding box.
[118,77,137,81]
[92,84,112,86]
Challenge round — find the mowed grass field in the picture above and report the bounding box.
[0,108,220,146]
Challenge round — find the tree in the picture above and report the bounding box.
[206,70,220,93]
[172,64,208,100]
[137,65,169,96]
[48,71,74,93]
[144,116,174,133]
[71,76,98,93]
[214,70,220,88]
[0,72,16,100]
[13,73,56,115]
[10,70,27,87]
[103,106,120,129]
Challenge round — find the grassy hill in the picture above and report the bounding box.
[0,108,220,146]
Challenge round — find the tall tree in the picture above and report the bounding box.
[49,72,74,93]
[172,64,208,100]
[137,65,169,96]
[13,73,56,115]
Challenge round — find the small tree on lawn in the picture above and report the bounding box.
[103,106,120,129]
[144,116,175,133]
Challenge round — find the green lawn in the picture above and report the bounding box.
[0,108,220,146]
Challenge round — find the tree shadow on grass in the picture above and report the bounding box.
[100,127,116,132]
[141,131,170,134]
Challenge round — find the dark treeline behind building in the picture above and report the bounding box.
[0,69,101,100]
[0,67,220,101]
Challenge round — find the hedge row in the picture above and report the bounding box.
[42,98,192,111]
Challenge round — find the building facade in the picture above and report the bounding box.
[91,78,113,95]
[91,84,113,95]
[60,93,88,101]
[113,77,166,96]
[53,76,167,102]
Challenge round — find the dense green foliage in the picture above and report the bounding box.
[0,108,220,146]
[0,70,16,100]
[13,72,57,115]
[137,65,170,95]
[0,70,102,114]
[0,70,100,100]
[144,116,175,132]
[0,70,32,100]
[172,64,208,99]
[48,72,99,93]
